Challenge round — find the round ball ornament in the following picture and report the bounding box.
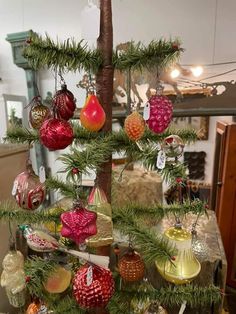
[13,163,46,210]
[147,95,173,134]
[118,249,145,282]
[29,97,50,129]
[124,111,145,141]
[162,135,184,158]
[73,264,115,308]
[53,84,76,120]
[40,118,73,150]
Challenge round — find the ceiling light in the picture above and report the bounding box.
[191,66,203,77]
[170,68,180,79]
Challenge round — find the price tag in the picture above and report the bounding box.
[156,150,166,169]
[80,2,100,40]
[179,300,187,314]
[39,166,46,183]
[86,265,93,286]
[12,180,18,196]
[143,102,150,120]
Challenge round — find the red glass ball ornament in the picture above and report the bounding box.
[118,250,145,282]
[60,205,97,244]
[53,84,76,120]
[73,264,115,308]
[147,95,173,134]
[40,118,73,150]
[13,164,46,210]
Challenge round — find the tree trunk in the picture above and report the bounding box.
[96,0,114,203]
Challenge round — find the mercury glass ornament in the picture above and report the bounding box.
[191,230,209,262]
[155,227,201,284]
[29,97,50,129]
[162,135,184,158]
[118,249,145,282]
[144,302,168,314]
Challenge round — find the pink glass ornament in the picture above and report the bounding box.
[14,164,46,210]
[73,264,115,308]
[147,95,173,134]
[39,117,73,150]
[60,205,97,244]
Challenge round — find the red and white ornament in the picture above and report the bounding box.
[60,204,97,244]
[13,164,46,210]
[146,95,173,134]
[39,118,73,150]
[53,84,76,120]
[73,264,115,308]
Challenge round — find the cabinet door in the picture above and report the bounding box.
[213,122,236,287]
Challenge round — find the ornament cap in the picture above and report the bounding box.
[165,227,191,241]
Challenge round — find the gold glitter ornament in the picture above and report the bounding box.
[29,97,50,129]
[155,227,201,284]
[86,185,113,247]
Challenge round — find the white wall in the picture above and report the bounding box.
[0,0,236,182]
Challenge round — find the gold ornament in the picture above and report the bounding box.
[43,266,71,293]
[29,97,50,129]
[44,198,72,233]
[86,186,113,247]
[155,227,201,284]
[0,249,26,307]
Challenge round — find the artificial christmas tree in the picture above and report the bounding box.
[0,1,222,313]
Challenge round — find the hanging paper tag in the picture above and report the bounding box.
[156,150,166,169]
[143,102,150,120]
[179,301,187,314]
[80,2,100,40]
[86,265,93,286]
[39,166,46,183]
[12,180,18,196]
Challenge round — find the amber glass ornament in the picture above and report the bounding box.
[73,263,115,308]
[155,227,201,284]
[124,111,145,141]
[13,162,46,210]
[86,185,113,247]
[29,97,50,129]
[118,249,145,282]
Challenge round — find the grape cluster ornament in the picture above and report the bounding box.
[146,88,173,134]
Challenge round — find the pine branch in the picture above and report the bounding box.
[5,125,39,144]
[24,32,103,73]
[25,257,57,299]
[24,32,182,72]
[49,296,85,314]
[0,201,61,224]
[46,177,76,199]
[113,39,183,71]
[118,284,221,308]
[113,207,176,264]
[107,293,130,314]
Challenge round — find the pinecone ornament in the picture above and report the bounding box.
[124,111,145,141]
[118,249,145,282]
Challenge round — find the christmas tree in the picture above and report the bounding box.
[0,1,221,314]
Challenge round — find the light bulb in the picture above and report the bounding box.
[170,68,180,79]
[191,66,203,77]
